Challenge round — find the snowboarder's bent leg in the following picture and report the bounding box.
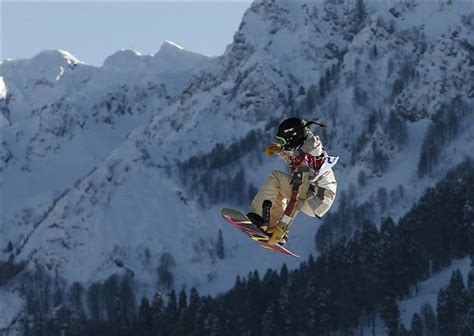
[250,170,293,228]
[304,168,337,218]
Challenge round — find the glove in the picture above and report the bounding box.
[264,143,283,156]
[266,225,287,246]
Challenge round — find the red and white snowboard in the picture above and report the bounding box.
[221,208,299,257]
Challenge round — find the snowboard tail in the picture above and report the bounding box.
[221,208,299,257]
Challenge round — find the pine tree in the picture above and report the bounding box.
[6,240,13,253]
[367,110,378,135]
[188,287,200,316]
[87,283,101,321]
[178,288,187,314]
[305,85,317,112]
[205,313,222,336]
[150,292,164,334]
[420,303,438,336]
[450,270,469,335]
[103,274,120,321]
[279,263,289,285]
[468,269,474,303]
[356,0,366,25]
[53,285,63,308]
[372,141,389,174]
[261,303,278,336]
[68,282,84,318]
[157,253,175,291]
[379,217,399,287]
[399,323,409,336]
[192,300,208,336]
[381,296,400,336]
[304,280,330,335]
[138,297,153,335]
[464,200,474,261]
[278,281,297,335]
[164,290,179,335]
[460,284,474,335]
[371,44,378,59]
[120,275,136,321]
[437,288,450,336]
[410,313,423,336]
[418,125,438,177]
[116,302,131,336]
[303,277,319,334]
[216,230,225,259]
[353,85,368,106]
[360,220,382,309]
[358,170,367,187]
[182,287,201,334]
[319,79,326,98]
[438,270,468,335]
[387,111,408,147]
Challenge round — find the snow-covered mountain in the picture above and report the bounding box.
[1,0,473,333]
[1,41,209,244]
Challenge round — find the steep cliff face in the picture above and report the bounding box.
[1,0,472,332]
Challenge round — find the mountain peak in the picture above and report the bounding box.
[102,49,146,70]
[32,49,83,66]
[152,40,208,73]
[161,40,185,51]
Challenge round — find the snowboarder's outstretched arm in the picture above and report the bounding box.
[264,143,293,164]
[264,143,283,156]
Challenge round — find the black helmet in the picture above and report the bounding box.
[276,117,326,150]
[276,117,308,150]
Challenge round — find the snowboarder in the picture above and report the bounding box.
[246,117,338,246]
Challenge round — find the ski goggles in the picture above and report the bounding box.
[275,135,288,146]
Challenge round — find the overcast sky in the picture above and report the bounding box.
[2,1,251,66]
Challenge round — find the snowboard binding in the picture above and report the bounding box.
[247,201,289,246]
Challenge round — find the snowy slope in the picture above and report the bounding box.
[1,0,473,333]
[354,257,473,335]
[399,257,472,326]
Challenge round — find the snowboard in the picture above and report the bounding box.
[221,208,299,257]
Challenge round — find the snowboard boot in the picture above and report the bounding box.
[261,200,272,232]
[246,212,264,229]
[247,200,273,233]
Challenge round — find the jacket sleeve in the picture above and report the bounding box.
[276,150,293,164]
[300,132,324,157]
